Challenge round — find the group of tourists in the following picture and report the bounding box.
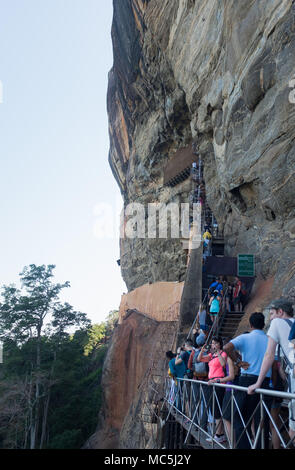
[166,297,295,449]
[208,275,246,316]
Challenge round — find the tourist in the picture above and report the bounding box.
[225,283,233,312]
[208,290,221,331]
[166,350,186,412]
[166,350,186,380]
[233,276,242,312]
[208,277,223,296]
[196,303,212,333]
[174,339,194,374]
[269,354,286,448]
[214,337,239,447]
[198,336,228,443]
[223,312,272,449]
[247,298,295,444]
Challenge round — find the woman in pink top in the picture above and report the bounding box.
[198,336,227,443]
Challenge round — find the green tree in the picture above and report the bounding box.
[0,264,90,449]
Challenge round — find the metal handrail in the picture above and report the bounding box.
[163,376,295,449]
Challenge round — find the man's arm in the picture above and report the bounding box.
[223,341,237,361]
[174,355,183,366]
[248,336,277,394]
[223,341,249,369]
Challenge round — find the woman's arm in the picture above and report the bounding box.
[197,347,211,363]
[220,357,235,383]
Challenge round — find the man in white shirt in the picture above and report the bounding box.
[248,298,295,443]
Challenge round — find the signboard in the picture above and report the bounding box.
[238,254,255,277]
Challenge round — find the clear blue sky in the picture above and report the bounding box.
[0,0,127,324]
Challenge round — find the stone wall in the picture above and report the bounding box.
[118,281,184,323]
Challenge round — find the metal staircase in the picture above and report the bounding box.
[217,311,245,339]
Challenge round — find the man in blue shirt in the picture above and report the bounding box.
[223,312,272,448]
[208,278,223,296]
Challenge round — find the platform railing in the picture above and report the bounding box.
[163,377,295,449]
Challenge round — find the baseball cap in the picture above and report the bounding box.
[268,297,294,316]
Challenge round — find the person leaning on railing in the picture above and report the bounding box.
[198,336,228,443]
[223,312,272,449]
[207,337,239,446]
[247,298,295,445]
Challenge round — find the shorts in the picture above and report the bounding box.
[222,378,239,421]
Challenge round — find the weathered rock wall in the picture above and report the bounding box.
[108,0,295,299]
[84,311,177,449]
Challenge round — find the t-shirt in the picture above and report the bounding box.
[233,280,242,298]
[207,352,227,379]
[198,309,207,326]
[203,231,212,240]
[230,329,272,377]
[169,358,186,379]
[210,297,220,313]
[267,317,295,367]
[180,350,192,370]
[209,281,223,293]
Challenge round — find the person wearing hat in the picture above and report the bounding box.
[248,298,295,444]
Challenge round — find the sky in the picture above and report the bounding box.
[0,0,127,324]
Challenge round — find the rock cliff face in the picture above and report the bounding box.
[108,0,295,297]
[84,311,178,449]
[92,0,295,449]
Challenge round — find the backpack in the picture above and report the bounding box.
[192,348,209,377]
[277,319,295,391]
[277,319,295,425]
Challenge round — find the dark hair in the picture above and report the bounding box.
[185,339,193,347]
[269,298,294,317]
[249,312,265,330]
[166,350,176,359]
[211,336,223,349]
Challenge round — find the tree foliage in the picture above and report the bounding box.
[0,265,118,449]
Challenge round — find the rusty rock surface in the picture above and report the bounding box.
[84,310,177,449]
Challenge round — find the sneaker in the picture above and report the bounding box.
[206,434,227,443]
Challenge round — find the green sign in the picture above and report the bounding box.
[237,254,255,277]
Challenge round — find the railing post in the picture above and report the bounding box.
[230,388,234,449]
[260,394,264,450]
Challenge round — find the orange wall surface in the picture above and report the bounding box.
[119,281,184,323]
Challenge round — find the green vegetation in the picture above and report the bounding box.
[0,264,118,449]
